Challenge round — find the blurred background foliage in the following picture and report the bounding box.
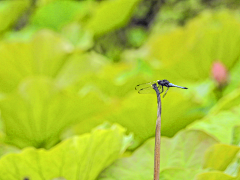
[1,0,240,179]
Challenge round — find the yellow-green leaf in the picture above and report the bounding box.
[0,0,30,33]
[86,0,141,36]
[195,171,235,180]
[0,30,73,93]
[0,77,106,148]
[0,124,132,180]
[188,110,240,144]
[203,144,239,171]
[98,130,218,180]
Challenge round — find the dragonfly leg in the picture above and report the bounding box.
[163,87,169,98]
[161,85,164,93]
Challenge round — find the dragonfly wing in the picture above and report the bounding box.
[138,86,155,94]
[135,81,157,91]
[138,84,162,94]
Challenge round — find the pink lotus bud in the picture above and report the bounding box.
[211,61,229,86]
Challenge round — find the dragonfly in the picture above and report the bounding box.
[135,79,188,97]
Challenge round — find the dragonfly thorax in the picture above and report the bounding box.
[157,79,170,87]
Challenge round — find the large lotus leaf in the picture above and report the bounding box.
[86,0,141,36]
[160,90,203,137]
[36,0,71,7]
[147,11,240,82]
[56,54,149,142]
[223,58,240,95]
[0,77,107,148]
[159,168,201,180]
[90,60,153,98]
[0,30,73,93]
[102,94,157,149]
[160,130,218,170]
[0,142,19,158]
[232,126,240,146]
[55,52,109,91]
[208,87,240,115]
[195,171,235,180]
[109,91,201,147]
[61,23,94,51]
[223,127,240,177]
[203,144,239,171]
[0,123,132,180]
[31,1,94,31]
[225,158,240,178]
[0,0,30,33]
[56,52,146,98]
[3,26,39,41]
[91,65,136,97]
[188,109,240,144]
[98,130,218,179]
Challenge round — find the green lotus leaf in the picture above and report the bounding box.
[223,59,240,95]
[98,130,218,179]
[0,30,73,93]
[0,0,30,33]
[147,11,240,82]
[110,90,201,148]
[160,168,201,180]
[55,52,109,91]
[224,152,240,177]
[208,87,240,115]
[160,90,203,137]
[203,144,239,171]
[73,93,156,149]
[224,127,240,177]
[188,109,240,144]
[0,77,107,148]
[36,0,76,7]
[0,123,131,180]
[56,52,146,98]
[232,126,240,146]
[31,1,94,31]
[86,0,141,36]
[3,26,39,41]
[61,23,94,51]
[160,130,218,170]
[51,178,67,180]
[195,171,235,180]
[0,142,19,158]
